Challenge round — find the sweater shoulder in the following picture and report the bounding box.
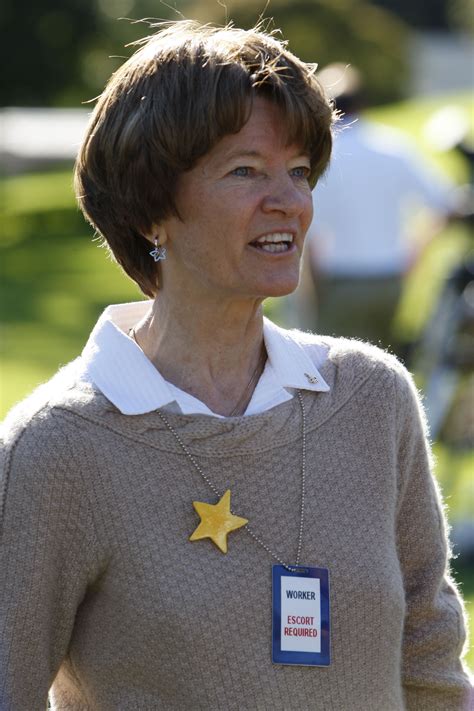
[0,363,109,543]
[290,329,426,431]
[0,362,115,537]
[1,359,113,452]
[321,335,427,430]
[326,335,407,378]
[288,329,410,385]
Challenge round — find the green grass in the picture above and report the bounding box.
[0,185,140,412]
[1,92,473,672]
[2,169,77,216]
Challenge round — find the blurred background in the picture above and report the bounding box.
[1,0,473,670]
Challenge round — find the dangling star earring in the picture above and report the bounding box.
[149,237,166,262]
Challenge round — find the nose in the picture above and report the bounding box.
[261,173,311,219]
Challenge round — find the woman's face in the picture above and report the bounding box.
[160,96,313,303]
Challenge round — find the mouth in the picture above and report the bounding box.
[249,232,295,254]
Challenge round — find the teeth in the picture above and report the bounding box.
[260,243,289,253]
[255,232,293,244]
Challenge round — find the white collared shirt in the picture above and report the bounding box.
[79,302,330,417]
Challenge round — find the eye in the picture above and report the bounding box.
[290,166,311,179]
[231,166,252,177]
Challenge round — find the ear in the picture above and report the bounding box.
[143,223,168,246]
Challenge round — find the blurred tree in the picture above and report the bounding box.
[1,0,107,106]
[1,0,409,107]
[191,0,410,104]
[371,0,465,31]
[0,0,184,106]
[447,0,474,33]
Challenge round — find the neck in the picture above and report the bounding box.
[133,294,267,416]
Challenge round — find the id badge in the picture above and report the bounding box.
[272,564,330,666]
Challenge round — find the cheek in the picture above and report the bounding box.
[301,194,314,232]
[174,222,226,273]
[181,194,234,235]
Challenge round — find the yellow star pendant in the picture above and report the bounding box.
[189,490,248,553]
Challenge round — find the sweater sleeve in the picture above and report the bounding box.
[0,407,105,710]
[394,368,472,709]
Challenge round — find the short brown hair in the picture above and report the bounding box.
[74,20,336,297]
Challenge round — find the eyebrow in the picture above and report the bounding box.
[221,149,310,163]
[222,150,263,162]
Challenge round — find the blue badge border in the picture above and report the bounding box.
[272,564,330,666]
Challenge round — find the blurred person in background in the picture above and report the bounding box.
[304,63,458,352]
[0,22,471,710]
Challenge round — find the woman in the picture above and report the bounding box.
[0,21,470,710]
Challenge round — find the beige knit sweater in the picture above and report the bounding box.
[0,336,471,710]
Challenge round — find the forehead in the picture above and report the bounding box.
[206,97,308,165]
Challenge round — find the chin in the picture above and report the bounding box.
[257,275,300,299]
[231,266,301,300]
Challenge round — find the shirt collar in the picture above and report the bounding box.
[262,317,329,392]
[79,302,329,416]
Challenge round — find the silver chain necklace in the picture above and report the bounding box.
[156,390,307,573]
